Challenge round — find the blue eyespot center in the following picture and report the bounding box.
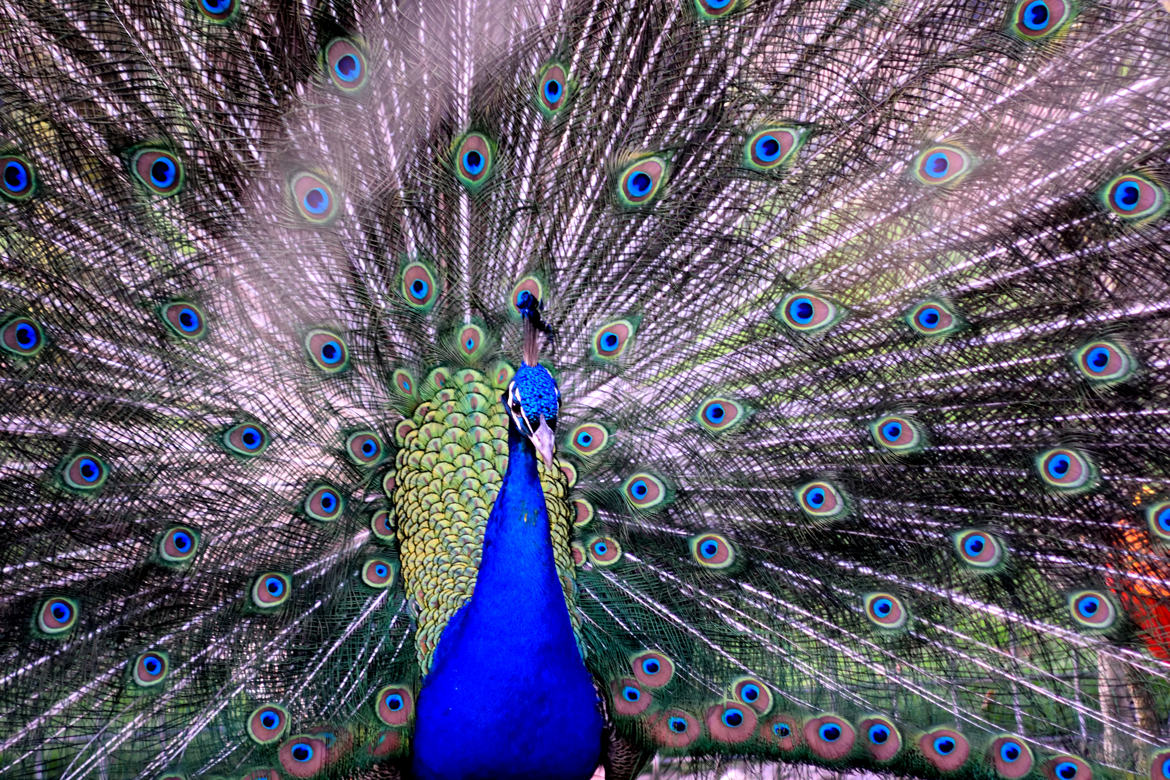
[577,432,592,446]
[202,0,232,12]
[375,564,388,577]
[774,723,791,737]
[1056,761,1078,780]
[320,492,337,511]
[819,723,841,742]
[791,298,814,323]
[965,536,985,555]
[291,743,313,762]
[1048,454,1070,477]
[178,308,199,331]
[601,332,618,350]
[1023,0,1050,29]
[1086,347,1110,371]
[303,187,329,214]
[594,542,608,555]
[882,422,902,440]
[628,172,652,196]
[807,488,824,507]
[4,161,28,190]
[701,541,718,558]
[1157,507,1170,532]
[362,440,376,456]
[918,307,940,327]
[642,659,660,674]
[386,694,403,711]
[669,716,688,732]
[150,158,176,187]
[933,736,955,754]
[320,341,341,364]
[15,323,36,346]
[52,603,70,621]
[78,458,99,482]
[1115,181,1139,210]
[144,656,161,674]
[336,54,359,81]
[722,708,744,727]
[706,404,725,422]
[741,684,759,701]
[631,480,648,499]
[463,150,484,174]
[261,712,279,729]
[266,577,284,596]
[544,80,562,100]
[1000,742,1021,761]
[174,532,191,551]
[622,686,640,702]
[874,598,892,616]
[1078,597,1099,617]
[868,724,889,743]
[755,135,781,162]
[925,152,949,178]
[411,279,428,297]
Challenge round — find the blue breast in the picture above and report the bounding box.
[411,427,603,780]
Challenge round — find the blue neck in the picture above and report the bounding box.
[411,422,603,780]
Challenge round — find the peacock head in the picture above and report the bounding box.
[506,364,559,468]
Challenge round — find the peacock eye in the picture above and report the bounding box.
[536,63,569,116]
[864,592,909,629]
[362,558,396,588]
[304,328,349,373]
[159,301,207,340]
[616,156,667,207]
[62,453,109,492]
[289,172,339,224]
[252,572,292,608]
[1068,590,1116,629]
[591,319,636,360]
[989,735,1034,777]
[454,133,494,192]
[160,526,200,563]
[778,292,839,333]
[1073,340,1134,384]
[401,260,439,311]
[1102,172,1166,222]
[248,704,289,744]
[1,316,44,356]
[906,299,961,336]
[0,154,36,200]
[132,651,169,686]
[914,145,972,186]
[690,532,735,569]
[325,39,367,92]
[37,596,79,635]
[223,422,270,457]
[743,126,805,172]
[694,0,738,19]
[304,484,344,522]
[131,148,184,196]
[375,685,414,725]
[953,529,1004,569]
[196,0,238,22]
[1009,0,1073,40]
[346,431,384,466]
[1036,447,1096,491]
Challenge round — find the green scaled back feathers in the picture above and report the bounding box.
[2,0,1170,778]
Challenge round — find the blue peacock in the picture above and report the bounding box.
[1,0,1170,778]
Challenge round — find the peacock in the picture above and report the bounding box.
[1,0,1169,777]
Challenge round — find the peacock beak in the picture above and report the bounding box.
[530,417,556,469]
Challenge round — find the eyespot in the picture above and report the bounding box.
[689,532,735,569]
[1073,340,1134,385]
[906,299,961,336]
[803,714,856,761]
[369,729,404,759]
[1036,448,1096,491]
[652,709,701,748]
[919,728,970,771]
[289,172,339,224]
[223,422,270,457]
[371,508,395,541]
[731,677,772,715]
[37,597,79,635]
[587,536,622,566]
[612,679,651,716]
[572,498,594,528]
[456,324,486,359]
[427,367,449,389]
[1102,173,1166,222]
[346,431,384,466]
[0,154,36,200]
[1068,589,1116,629]
[159,301,207,340]
[362,558,396,589]
[914,145,971,186]
[622,472,667,511]
[304,328,349,373]
[62,453,108,492]
[630,650,674,688]
[511,276,544,313]
[953,529,1005,569]
[1043,756,1091,780]
[989,736,1034,779]
[392,368,416,398]
[870,415,925,454]
[1009,0,1074,39]
[1,316,44,356]
[279,735,327,778]
[375,685,414,726]
[566,423,609,457]
[571,541,586,566]
[796,481,847,520]
[777,292,839,333]
[249,704,290,744]
[131,148,184,197]
[132,651,169,687]
[491,361,515,389]
[765,715,802,750]
[1147,501,1170,543]
[382,471,397,497]
[696,397,746,433]
[616,156,667,207]
[252,573,292,609]
[454,132,494,192]
[159,526,200,564]
[325,39,367,92]
[536,62,570,116]
[195,0,239,23]
[742,126,805,172]
[591,319,636,360]
[694,0,739,19]
[859,716,901,762]
[706,702,756,744]
[401,261,439,311]
[864,592,908,629]
[304,484,344,522]
[1150,749,1170,780]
